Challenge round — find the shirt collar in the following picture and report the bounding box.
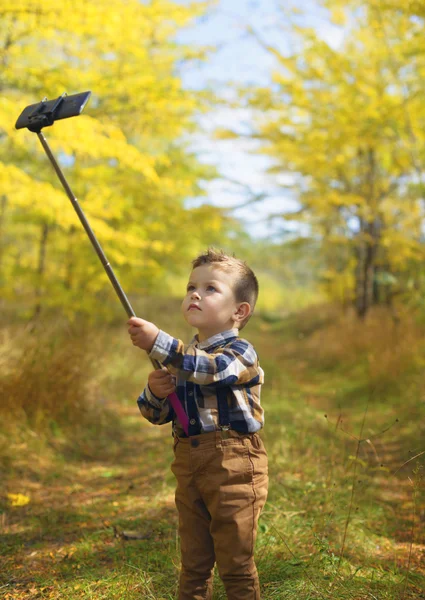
[191,328,239,351]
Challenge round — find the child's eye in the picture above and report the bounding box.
[206,285,216,292]
[187,285,195,292]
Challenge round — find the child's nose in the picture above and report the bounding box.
[191,290,201,300]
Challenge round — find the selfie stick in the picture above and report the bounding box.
[15,92,189,435]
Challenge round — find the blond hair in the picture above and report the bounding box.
[192,248,259,329]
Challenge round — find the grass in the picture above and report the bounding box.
[0,303,424,599]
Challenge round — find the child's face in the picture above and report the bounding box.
[181,264,245,341]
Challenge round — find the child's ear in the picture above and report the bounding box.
[234,302,251,324]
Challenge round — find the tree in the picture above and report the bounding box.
[0,0,227,320]
[220,1,425,317]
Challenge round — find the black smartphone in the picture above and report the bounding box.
[15,91,91,131]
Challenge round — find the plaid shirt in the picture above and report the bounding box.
[137,328,264,437]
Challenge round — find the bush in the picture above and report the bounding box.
[0,321,106,428]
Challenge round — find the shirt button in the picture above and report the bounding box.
[189,419,196,425]
[188,391,193,396]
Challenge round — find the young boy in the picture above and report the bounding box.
[127,248,268,600]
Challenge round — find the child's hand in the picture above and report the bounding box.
[148,368,176,398]
[127,317,159,351]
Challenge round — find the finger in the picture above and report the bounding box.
[151,378,172,389]
[150,370,171,380]
[160,379,175,389]
[127,317,144,327]
[128,325,142,335]
[148,378,168,390]
[159,386,176,396]
[151,367,169,375]
[154,377,175,389]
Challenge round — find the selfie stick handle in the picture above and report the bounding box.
[37,132,189,435]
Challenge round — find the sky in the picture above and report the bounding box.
[176,0,345,239]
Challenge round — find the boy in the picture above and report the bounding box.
[127,248,268,600]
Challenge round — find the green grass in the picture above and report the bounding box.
[1,305,424,599]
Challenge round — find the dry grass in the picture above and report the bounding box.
[273,304,425,397]
[0,321,103,426]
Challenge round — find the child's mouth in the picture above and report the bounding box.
[188,304,201,311]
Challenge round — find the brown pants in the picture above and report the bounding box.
[171,430,268,600]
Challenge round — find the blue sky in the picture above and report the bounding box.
[176,0,345,238]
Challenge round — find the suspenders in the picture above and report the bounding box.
[184,343,232,437]
[216,387,231,431]
[185,383,231,437]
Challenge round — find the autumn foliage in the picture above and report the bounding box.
[0,0,228,318]
[218,0,425,318]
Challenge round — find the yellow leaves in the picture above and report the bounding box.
[49,116,159,183]
[330,7,347,26]
[0,97,21,136]
[0,161,76,227]
[242,3,425,274]
[214,128,240,141]
[81,214,147,255]
[0,0,226,316]
[83,188,127,221]
[381,231,423,267]
[7,493,30,507]
[327,192,366,208]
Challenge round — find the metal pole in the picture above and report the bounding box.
[37,131,136,319]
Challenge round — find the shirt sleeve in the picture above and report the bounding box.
[136,384,174,425]
[149,330,263,388]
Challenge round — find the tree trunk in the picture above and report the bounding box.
[354,219,381,319]
[354,147,383,319]
[33,222,49,319]
[64,226,76,290]
[0,195,7,268]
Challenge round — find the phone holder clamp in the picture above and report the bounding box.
[27,93,68,133]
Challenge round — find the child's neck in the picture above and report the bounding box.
[197,325,238,342]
